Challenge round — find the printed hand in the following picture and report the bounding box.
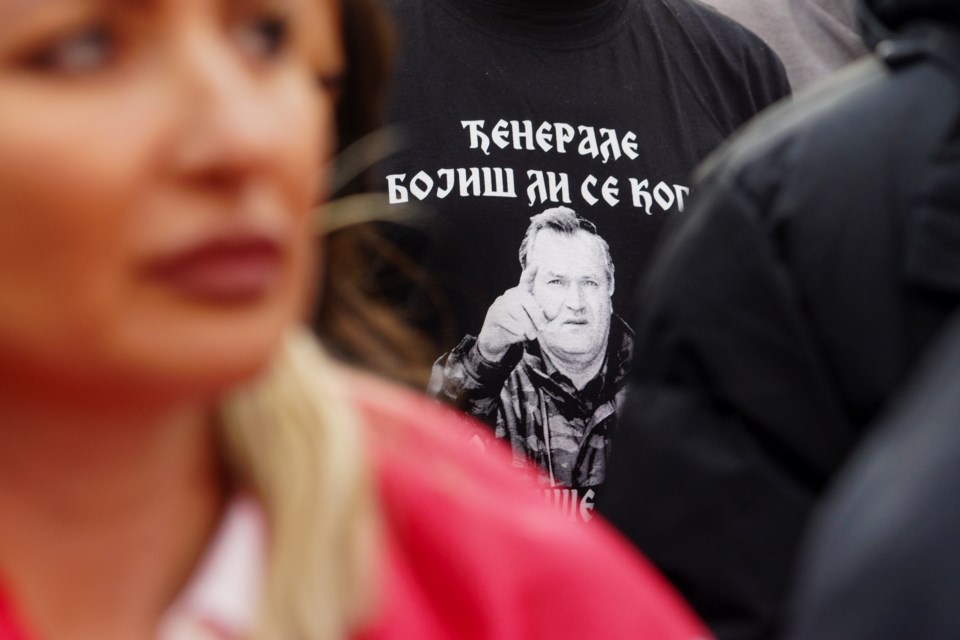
[476,266,548,362]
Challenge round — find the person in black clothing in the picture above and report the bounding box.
[378,0,789,352]
[598,0,960,637]
[784,312,960,640]
[376,0,790,490]
[704,0,866,91]
[429,207,631,492]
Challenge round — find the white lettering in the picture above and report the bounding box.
[386,174,408,204]
[622,131,639,160]
[598,128,622,164]
[388,168,520,203]
[458,168,482,197]
[674,185,690,212]
[436,169,455,199]
[654,181,676,211]
[409,171,434,200]
[461,119,641,162]
[629,178,653,213]
[581,175,599,206]
[491,119,510,150]
[548,172,571,204]
[577,125,599,159]
[579,489,596,522]
[512,120,535,151]
[540,488,596,522]
[461,120,490,155]
[527,170,547,207]
[555,122,575,153]
[601,176,620,207]
[535,122,554,152]
[483,167,517,198]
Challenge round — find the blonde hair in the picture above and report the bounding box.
[220,327,379,640]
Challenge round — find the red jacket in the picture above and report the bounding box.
[0,373,710,640]
[354,371,709,640]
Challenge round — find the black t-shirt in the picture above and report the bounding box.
[375,0,789,494]
[379,0,789,347]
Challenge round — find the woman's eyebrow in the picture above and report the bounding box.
[0,0,59,25]
[105,0,154,11]
[0,0,148,24]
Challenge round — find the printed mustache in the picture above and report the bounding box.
[541,314,591,329]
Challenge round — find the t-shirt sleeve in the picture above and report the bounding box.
[739,33,793,115]
[688,0,793,127]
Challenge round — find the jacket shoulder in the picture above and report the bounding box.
[346,369,708,640]
[701,52,959,186]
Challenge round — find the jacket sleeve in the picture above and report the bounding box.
[784,316,960,640]
[598,169,856,640]
[427,335,521,425]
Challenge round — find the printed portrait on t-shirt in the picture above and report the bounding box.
[381,118,693,524]
[429,207,633,505]
[377,0,791,521]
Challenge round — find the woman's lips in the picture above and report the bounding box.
[142,237,284,304]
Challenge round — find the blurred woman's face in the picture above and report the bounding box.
[0,0,343,402]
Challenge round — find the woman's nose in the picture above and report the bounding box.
[170,33,283,187]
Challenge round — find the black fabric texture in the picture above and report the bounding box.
[377,0,790,352]
[599,6,960,639]
[784,312,960,640]
[864,0,960,32]
[374,0,789,493]
[859,0,960,48]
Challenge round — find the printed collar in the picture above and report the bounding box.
[523,313,634,406]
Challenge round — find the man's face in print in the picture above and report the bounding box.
[527,229,613,365]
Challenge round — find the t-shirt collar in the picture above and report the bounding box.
[156,495,267,640]
[435,0,629,48]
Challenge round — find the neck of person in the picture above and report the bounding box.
[539,341,608,391]
[463,0,611,9]
[452,0,616,23]
[0,385,226,640]
[445,0,622,42]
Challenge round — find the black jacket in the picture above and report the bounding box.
[785,312,960,640]
[598,0,960,638]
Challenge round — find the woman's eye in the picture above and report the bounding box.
[235,14,289,62]
[28,25,116,74]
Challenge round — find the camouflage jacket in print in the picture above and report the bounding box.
[429,315,634,489]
